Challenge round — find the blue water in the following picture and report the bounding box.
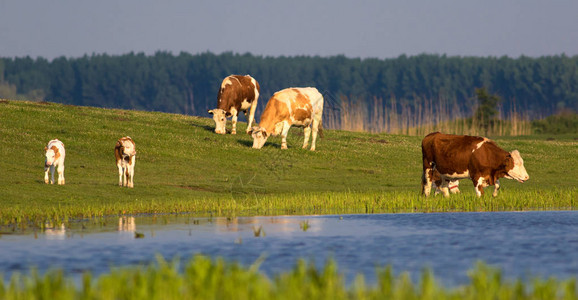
[1,211,578,286]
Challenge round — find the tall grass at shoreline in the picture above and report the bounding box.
[2,189,576,229]
[325,96,533,136]
[1,255,576,299]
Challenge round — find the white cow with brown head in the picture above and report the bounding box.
[251,87,323,151]
[208,75,260,135]
[115,136,136,188]
[44,139,66,185]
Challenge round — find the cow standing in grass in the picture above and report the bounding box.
[44,139,66,185]
[421,132,529,197]
[250,87,323,151]
[115,136,136,188]
[208,75,260,135]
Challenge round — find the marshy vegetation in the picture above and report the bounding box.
[1,100,577,228]
[1,255,576,299]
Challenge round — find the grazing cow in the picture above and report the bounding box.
[44,139,66,185]
[250,87,323,151]
[208,75,260,135]
[115,136,136,188]
[422,132,529,197]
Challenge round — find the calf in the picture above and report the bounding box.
[422,132,529,197]
[432,169,460,195]
[208,75,260,135]
[44,139,66,185]
[115,136,136,188]
[250,87,323,151]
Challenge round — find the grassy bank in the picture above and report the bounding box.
[1,100,577,225]
[1,255,576,299]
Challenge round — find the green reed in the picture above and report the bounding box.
[1,255,576,300]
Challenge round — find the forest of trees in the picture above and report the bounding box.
[1,52,578,126]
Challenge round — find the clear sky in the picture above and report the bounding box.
[1,0,577,60]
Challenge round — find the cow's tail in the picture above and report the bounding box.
[318,120,324,138]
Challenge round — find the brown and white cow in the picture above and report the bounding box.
[44,139,66,185]
[421,132,529,197]
[115,136,136,188]
[250,87,323,151]
[208,75,260,135]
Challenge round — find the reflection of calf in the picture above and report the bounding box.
[44,139,66,185]
[115,137,136,188]
[118,216,136,232]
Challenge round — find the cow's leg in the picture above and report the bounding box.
[310,117,320,151]
[118,163,124,186]
[422,167,434,197]
[302,126,311,149]
[440,178,451,198]
[473,177,485,197]
[44,165,50,184]
[128,156,135,188]
[57,163,65,185]
[492,179,500,197]
[246,101,258,134]
[49,165,55,184]
[281,123,291,149]
[230,108,238,135]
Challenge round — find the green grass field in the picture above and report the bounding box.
[1,100,577,225]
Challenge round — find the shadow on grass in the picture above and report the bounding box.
[189,123,214,133]
[236,140,284,149]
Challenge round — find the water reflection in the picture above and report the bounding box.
[214,216,319,233]
[1,211,577,287]
[43,223,66,240]
[118,216,136,232]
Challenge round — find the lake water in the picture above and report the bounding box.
[1,211,577,286]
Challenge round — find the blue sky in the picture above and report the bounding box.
[1,0,577,60]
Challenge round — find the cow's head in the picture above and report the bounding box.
[250,126,269,149]
[208,109,227,134]
[504,150,529,183]
[45,146,58,167]
[118,138,136,157]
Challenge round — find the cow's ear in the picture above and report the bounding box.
[44,146,48,152]
[208,109,214,115]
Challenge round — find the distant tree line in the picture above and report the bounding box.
[1,52,578,120]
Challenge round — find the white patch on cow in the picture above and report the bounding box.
[505,150,530,183]
[274,121,286,135]
[240,99,251,111]
[477,177,489,188]
[472,138,488,153]
[246,78,259,133]
[492,179,501,197]
[441,171,470,179]
[221,78,233,89]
